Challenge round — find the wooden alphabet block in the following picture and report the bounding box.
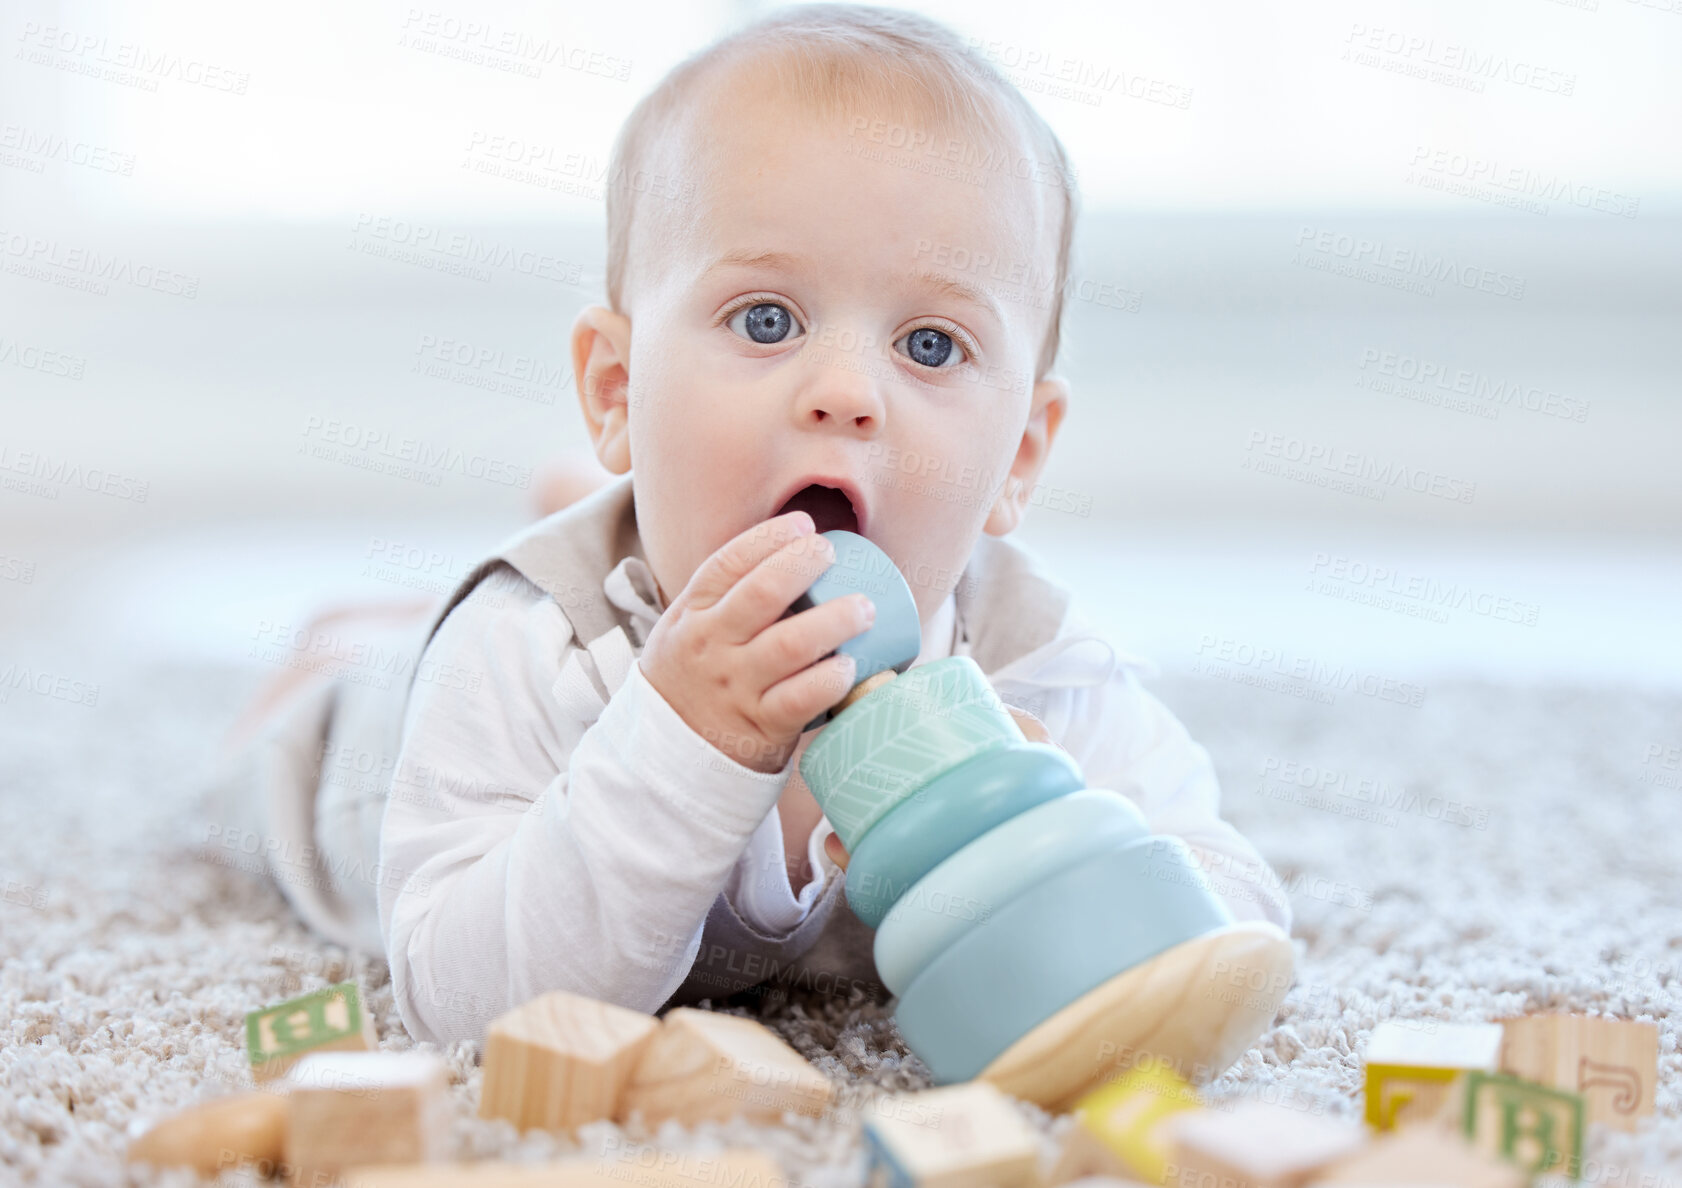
[618,1008,836,1127]
[1306,1125,1524,1187]
[1447,1069,1584,1178]
[863,1082,1040,1188]
[246,980,376,1081]
[284,1052,449,1184]
[1498,1013,1657,1131]
[1049,1059,1202,1185]
[479,990,659,1131]
[1362,1020,1502,1130]
[126,1090,288,1177]
[343,1149,785,1188]
[1165,1101,1367,1187]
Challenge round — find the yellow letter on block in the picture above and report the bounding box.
[1363,1021,1502,1130]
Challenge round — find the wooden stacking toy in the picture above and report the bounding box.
[795,530,1295,1109]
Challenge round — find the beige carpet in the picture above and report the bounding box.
[2,659,1678,1184]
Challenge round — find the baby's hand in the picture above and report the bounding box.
[638,511,876,775]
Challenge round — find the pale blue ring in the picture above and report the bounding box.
[892,836,1233,1084]
[871,789,1151,994]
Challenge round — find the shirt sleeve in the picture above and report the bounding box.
[377,568,800,1044]
[992,632,1293,935]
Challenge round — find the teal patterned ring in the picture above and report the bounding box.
[800,656,1022,852]
[842,743,1085,929]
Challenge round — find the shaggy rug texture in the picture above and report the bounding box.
[1,659,1678,1184]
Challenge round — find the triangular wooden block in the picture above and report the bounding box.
[480,991,660,1131]
[618,1008,836,1126]
[1166,1101,1367,1187]
[1498,1013,1657,1131]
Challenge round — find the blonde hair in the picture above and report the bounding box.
[604,3,1078,379]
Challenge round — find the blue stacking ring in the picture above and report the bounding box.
[842,743,1085,928]
[871,789,1152,995]
[892,836,1234,1084]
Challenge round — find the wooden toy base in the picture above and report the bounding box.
[977,922,1294,1112]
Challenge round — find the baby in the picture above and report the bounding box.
[207,3,1289,1046]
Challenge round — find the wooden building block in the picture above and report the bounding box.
[863,1082,1039,1188]
[619,1008,836,1127]
[1165,1101,1367,1187]
[1049,1060,1203,1185]
[246,980,376,1082]
[284,1051,449,1183]
[1498,1013,1658,1131]
[1305,1125,1524,1187]
[1446,1070,1584,1178]
[126,1090,288,1176]
[343,1149,785,1188]
[1362,1021,1502,1130]
[480,990,659,1131]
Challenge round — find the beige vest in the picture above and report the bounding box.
[409,472,1073,1008]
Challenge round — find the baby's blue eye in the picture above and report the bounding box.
[729,302,801,344]
[896,328,966,369]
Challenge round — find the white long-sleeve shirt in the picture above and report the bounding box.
[378,553,1291,1045]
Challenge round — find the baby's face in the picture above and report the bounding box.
[604,73,1064,627]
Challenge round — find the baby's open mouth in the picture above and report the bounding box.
[776,484,860,537]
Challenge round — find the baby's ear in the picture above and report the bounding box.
[983,374,1070,536]
[571,306,634,474]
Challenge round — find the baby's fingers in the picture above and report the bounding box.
[684,512,818,612]
[823,831,850,872]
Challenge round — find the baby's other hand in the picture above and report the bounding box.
[1007,704,1056,746]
